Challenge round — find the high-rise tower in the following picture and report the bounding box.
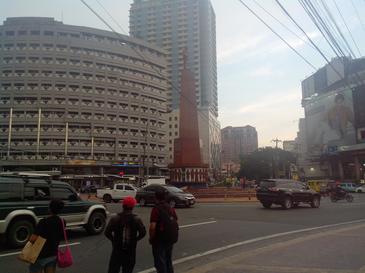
[130,0,221,174]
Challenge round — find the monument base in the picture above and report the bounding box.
[169,164,209,188]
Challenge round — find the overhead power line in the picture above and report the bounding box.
[251,0,328,56]
[237,0,316,70]
[275,0,345,80]
[299,0,345,59]
[332,0,362,56]
[318,0,357,57]
[80,0,214,127]
[350,0,365,34]
[279,0,364,89]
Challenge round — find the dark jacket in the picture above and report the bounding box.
[105,211,146,250]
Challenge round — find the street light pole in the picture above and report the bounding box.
[271,138,282,178]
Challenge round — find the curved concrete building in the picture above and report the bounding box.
[0,17,168,176]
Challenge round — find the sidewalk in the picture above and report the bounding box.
[179,223,365,273]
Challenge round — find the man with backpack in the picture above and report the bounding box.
[105,196,146,273]
[149,190,179,273]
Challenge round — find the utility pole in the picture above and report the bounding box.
[271,138,282,178]
[271,138,282,149]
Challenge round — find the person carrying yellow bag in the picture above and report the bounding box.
[27,199,66,273]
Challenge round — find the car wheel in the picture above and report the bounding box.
[103,194,112,203]
[282,197,293,209]
[7,219,34,248]
[346,195,354,203]
[85,211,106,235]
[262,202,272,209]
[139,198,146,207]
[311,196,320,208]
[357,190,362,193]
[169,199,176,208]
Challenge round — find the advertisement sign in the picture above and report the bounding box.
[305,88,356,155]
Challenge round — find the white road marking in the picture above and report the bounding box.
[137,218,365,273]
[0,242,81,258]
[180,221,217,228]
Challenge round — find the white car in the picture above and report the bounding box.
[97,183,138,203]
[355,185,365,193]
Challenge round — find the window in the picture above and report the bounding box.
[116,185,124,190]
[52,187,75,200]
[0,179,22,202]
[125,185,135,191]
[30,30,40,35]
[24,186,50,201]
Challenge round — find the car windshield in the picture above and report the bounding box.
[259,181,276,188]
[165,186,184,193]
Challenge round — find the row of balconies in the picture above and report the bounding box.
[1,110,165,122]
[0,84,166,102]
[0,125,166,136]
[1,56,165,85]
[0,154,166,163]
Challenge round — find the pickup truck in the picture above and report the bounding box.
[97,183,138,203]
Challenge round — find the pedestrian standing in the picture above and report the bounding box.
[105,196,146,273]
[149,190,179,273]
[28,199,65,273]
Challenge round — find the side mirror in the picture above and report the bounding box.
[69,193,78,201]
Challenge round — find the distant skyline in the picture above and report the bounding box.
[1,0,365,147]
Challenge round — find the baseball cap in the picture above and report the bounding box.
[122,196,137,209]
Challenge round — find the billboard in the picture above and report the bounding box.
[305,88,356,155]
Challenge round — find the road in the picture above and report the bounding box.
[1,194,365,273]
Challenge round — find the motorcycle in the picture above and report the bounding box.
[330,191,354,203]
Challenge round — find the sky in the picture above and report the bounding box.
[1,0,365,147]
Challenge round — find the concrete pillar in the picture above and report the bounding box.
[354,156,361,181]
[7,108,13,158]
[36,108,41,156]
[338,159,344,180]
[64,122,69,156]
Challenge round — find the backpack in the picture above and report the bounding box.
[156,204,179,244]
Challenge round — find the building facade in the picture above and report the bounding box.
[299,56,365,181]
[0,17,168,177]
[221,126,258,165]
[283,140,297,153]
[129,0,220,173]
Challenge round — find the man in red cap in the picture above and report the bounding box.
[105,196,146,273]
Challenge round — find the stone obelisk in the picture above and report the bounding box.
[169,50,208,187]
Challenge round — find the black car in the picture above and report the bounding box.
[0,174,108,248]
[256,179,321,209]
[135,184,195,208]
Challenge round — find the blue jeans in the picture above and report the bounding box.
[152,244,174,273]
[29,256,57,273]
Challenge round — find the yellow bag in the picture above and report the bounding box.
[18,236,46,264]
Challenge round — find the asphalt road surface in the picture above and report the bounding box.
[1,194,365,273]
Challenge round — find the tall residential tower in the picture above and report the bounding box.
[130,0,221,174]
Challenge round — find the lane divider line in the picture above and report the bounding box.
[180,221,217,229]
[0,242,81,258]
[137,218,365,273]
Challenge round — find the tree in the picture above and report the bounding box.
[238,147,295,181]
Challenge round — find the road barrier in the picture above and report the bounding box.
[187,188,257,200]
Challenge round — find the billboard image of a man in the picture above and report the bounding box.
[326,93,354,139]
